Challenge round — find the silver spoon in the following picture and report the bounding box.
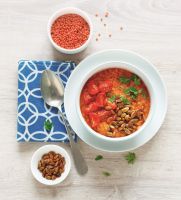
[41,70,88,175]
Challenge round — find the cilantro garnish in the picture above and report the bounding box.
[108,95,116,103]
[125,152,136,164]
[120,96,130,105]
[44,119,53,132]
[119,76,131,84]
[119,74,141,86]
[95,155,103,161]
[102,171,111,176]
[131,74,141,86]
[124,87,139,99]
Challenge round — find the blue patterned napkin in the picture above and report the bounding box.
[17,60,77,142]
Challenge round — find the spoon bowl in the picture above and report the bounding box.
[41,70,64,108]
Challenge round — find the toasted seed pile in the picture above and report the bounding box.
[38,151,65,180]
[105,97,144,137]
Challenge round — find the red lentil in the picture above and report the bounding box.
[51,14,90,49]
[105,12,109,17]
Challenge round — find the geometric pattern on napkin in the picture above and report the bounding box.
[17,60,76,142]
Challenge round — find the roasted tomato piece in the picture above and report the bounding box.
[87,81,99,95]
[82,91,94,104]
[89,113,100,128]
[84,102,99,114]
[98,80,112,93]
[97,110,112,120]
[96,92,106,107]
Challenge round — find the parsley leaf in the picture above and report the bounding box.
[124,87,139,99]
[108,95,116,103]
[125,152,136,164]
[95,155,103,161]
[102,171,111,176]
[44,120,53,132]
[120,96,130,105]
[131,74,141,86]
[119,74,141,86]
[119,76,131,84]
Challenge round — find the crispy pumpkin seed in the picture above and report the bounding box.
[121,113,126,118]
[125,128,131,135]
[116,117,122,121]
[125,115,130,121]
[118,121,124,125]
[111,121,117,126]
[122,107,129,113]
[121,123,126,129]
[107,132,114,137]
[117,110,122,116]
[131,111,137,118]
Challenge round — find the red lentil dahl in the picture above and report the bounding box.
[51,14,90,49]
[80,68,150,138]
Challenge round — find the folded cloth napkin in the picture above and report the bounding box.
[17,60,77,142]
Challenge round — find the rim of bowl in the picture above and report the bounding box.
[31,145,71,186]
[76,61,155,142]
[47,7,93,54]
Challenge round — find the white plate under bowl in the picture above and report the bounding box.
[64,49,167,152]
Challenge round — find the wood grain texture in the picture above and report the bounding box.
[0,0,181,199]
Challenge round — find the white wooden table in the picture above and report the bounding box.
[0,0,181,199]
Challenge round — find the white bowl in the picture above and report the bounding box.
[76,61,155,142]
[64,49,167,152]
[47,7,93,54]
[31,145,71,186]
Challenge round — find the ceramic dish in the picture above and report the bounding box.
[76,61,155,141]
[64,49,167,152]
[31,145,71,185]
[47,7,93,54]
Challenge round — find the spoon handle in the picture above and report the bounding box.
[58,108,88,175]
